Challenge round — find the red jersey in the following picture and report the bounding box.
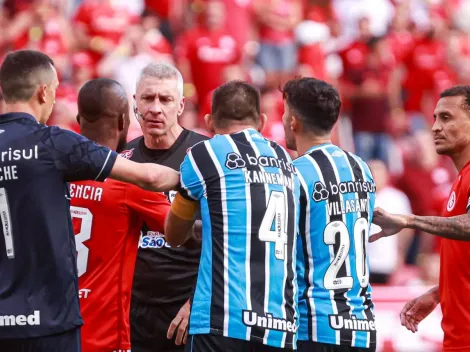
[440,161,470,350]
[70,179,170,351]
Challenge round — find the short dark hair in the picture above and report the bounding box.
[282,77,341,134]
[0,50,55,103]
[211,80,260,128]
[440,85,470,110]
[78,78,128,122]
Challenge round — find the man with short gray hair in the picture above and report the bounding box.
[126,62,208,352]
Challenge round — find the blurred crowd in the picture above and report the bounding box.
[0,0,467,287]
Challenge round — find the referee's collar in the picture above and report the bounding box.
[304,143,332,155]
[0,112,38,124]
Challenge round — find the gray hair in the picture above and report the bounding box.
[136,62,184,97]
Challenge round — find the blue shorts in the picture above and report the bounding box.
[257,41,297,72]
[0,327,81,352]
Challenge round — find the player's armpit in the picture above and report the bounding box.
[165,193,198,247]
[109,156,180,192]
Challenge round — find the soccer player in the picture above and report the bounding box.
[0,50,178,352]
[282,78,377,352]
[70,78,171,351]
[165,80,300,351]
[127,62,208,351]
[370,85,470,351]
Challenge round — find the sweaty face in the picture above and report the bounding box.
[282,100,296,151]
[135,77,183,138]
[432,96,470,156]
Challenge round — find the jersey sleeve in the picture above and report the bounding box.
[179,147,205,201]
[126,185,171,233]
[37,126,118,182]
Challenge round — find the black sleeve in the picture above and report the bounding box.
[36,126,118,182]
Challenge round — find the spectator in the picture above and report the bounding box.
[175,0,241,107]
[368,159,413,284]
[254,0,302,89]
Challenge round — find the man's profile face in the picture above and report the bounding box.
[282,100,296,151]
[135,77,184,138]
[432,96,470,156]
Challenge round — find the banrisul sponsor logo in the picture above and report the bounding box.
[242,310,298,333]
[312,180,376,203]
[0,311,40,326]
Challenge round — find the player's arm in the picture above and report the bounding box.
[43,127,179,192]
[110,156,180,192]
[126,186,172,232]
[370,207,470,242]
[165,193,199,247]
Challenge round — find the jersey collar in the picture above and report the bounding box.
[304,143,332,155]
[0,112,38,124]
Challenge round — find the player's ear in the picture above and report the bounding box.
[177,96,185,117]
[291,115,299,132]
[118,113,124,132]
[257,113,267,133]
[37,85,47,104]
[205,114,215,133]
[76,114,81,125]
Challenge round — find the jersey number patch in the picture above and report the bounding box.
[259,191,288,260]
[0,188,14,259]
[323,217,369,290]
[70,206,93,277]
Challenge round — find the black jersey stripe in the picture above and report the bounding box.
[190,142,225,331]
[309,149,353,345]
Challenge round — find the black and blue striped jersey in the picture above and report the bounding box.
[295,143,376,348]
[179,128,301,349]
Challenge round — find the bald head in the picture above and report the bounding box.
[78,78,130,152]
[78,78,128,122]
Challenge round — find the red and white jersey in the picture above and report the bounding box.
[69,179,170,352]
[440,160,470,351]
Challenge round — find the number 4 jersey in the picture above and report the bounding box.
[69,179,170,351]
[294,144,376,348]
[179,128,301,350]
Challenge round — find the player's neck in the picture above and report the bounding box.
[81,129,118,151]
[451,147,470,172]
[3,103,39,122]
[214,124,257,135]
[296,135,331,156]
[143,124,183,150]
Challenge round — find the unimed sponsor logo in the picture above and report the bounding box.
[0,311,40,326]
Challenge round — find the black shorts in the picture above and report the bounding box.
[297,341,376,352]
[130,298,185,352]
[186,334,293,352]
[0,327,81,352]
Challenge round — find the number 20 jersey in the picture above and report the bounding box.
[180,129,301,349]
[294,144,376,348]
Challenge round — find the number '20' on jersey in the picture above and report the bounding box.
[294,144,376,348]
[179,129,301,349]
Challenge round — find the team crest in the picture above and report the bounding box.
[447,191,456,211]
[120,148,134,159]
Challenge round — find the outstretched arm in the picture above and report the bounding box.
[110,156,180,192]
[370,207,470,242]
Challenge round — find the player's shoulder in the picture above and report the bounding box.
[185,129,210,145]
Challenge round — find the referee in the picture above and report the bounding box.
[127,62,208,351]
[0,50,179,352]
